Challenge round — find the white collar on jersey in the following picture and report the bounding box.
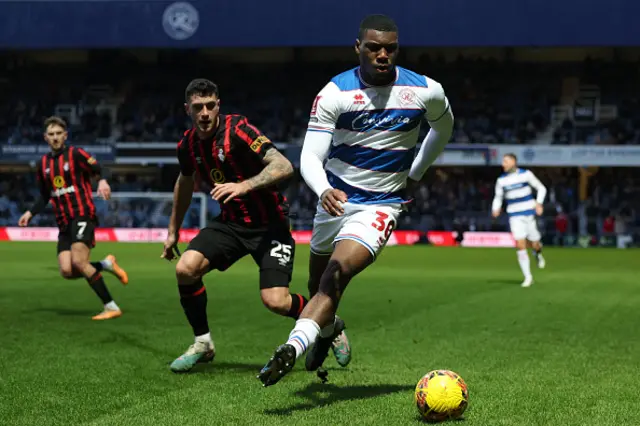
[357,66,399,88]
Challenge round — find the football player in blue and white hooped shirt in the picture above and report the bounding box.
[258,14,454,387]
[491,153,547,288]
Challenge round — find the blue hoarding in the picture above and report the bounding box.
[0,145,115,163]
[0,0,638,49]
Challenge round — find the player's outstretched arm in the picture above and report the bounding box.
[162,173,194,261]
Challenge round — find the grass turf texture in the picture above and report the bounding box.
[0,242,639,426]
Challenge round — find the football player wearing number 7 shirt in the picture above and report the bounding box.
[258,14,454,386]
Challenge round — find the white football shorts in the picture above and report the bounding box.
[310,202,403,259]
[509,215,541,242]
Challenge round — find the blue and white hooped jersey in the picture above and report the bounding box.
[492,169,547,217]
[307,66,450,204]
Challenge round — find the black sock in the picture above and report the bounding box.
[87,272,113,304]
[287,293,308,319]
[179,281,209,336]
[90,261,104,272]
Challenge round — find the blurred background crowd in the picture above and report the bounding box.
[1,48,639,247]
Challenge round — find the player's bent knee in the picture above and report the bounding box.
[260,288,290,315]
[59,267,75,279]
[70,257,89,273]
[175,252,207,285]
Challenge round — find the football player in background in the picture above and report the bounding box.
[491,153,547,287]
[18,116,129,320]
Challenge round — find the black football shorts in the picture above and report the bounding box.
[186,219,295,289]
[57,217,97,254]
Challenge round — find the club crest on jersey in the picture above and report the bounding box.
[87,157,97,165]
[353,93,365,105]
[53,175,66,188]
[398,88,416,106]
[217,148,225,162]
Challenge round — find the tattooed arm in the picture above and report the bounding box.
[211,117,294,204]
[244,148,294,191]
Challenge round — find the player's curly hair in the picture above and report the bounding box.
[358,14,398,39]
[185,78,219,103]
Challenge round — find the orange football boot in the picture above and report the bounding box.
[92,309,123,321]
[106,254,129,285]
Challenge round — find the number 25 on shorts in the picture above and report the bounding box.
[371,211,395,240]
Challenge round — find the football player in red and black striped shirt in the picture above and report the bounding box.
[18,116,129,321]
[161,79,308,372]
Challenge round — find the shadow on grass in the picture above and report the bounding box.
[414,415,467,424]
[30,307,95,316]
[485,278,521,286]
[198,361,266,373]
[103,333,268,374]
[264,382,413,416]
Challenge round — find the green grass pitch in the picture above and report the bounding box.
[1,242,639,425]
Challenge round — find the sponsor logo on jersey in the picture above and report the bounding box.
[250,135,270,152]
[51,186,76,197]
[353,93,365,105]
[217,148,225,162]
[352,112,413,131]
[53,175,66,188]
[87,157,97,165]
[210,168,226,184]
[63,162,69,171]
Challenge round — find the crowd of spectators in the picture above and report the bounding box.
[3,53,639,146]
[1,167,637,246]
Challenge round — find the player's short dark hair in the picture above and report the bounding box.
[358,14,398,39]
[504,153,518,162]
[185,78,219,103]
[43,116,67,131]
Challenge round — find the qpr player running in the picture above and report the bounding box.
[18,116,129,320]
[162,79,311,373]
[492,153,547,287]
[258,14,454,386]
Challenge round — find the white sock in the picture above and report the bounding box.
[319,315,339,338]
[195,332,213,347]
[517,249,532,279]
[286,318,321,359]
[104,301,119,311]
[100,259,113,271]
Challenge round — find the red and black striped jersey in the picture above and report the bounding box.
[177,114,289,228]
[36,145,100,228]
